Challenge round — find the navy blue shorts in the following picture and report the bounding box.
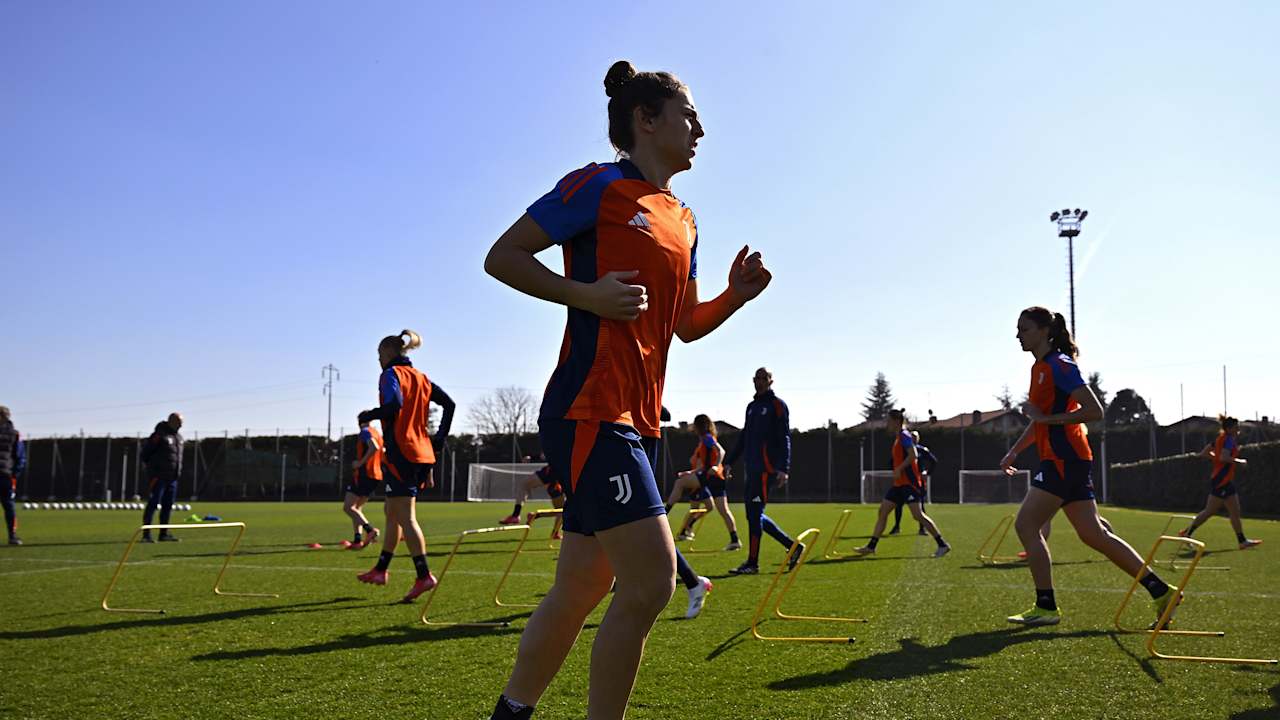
[884,484,923,506]
[345,470,378,498]
[1210,481,1237,499]
[1031,459,1095,505]
[696,471,726,499]
[539,419,665,536]
[383,452,432,498]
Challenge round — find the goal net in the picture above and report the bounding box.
[859,471,897,504]
[467,463,552,502]
[958,470,1031,504]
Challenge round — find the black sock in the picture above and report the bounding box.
[1035,588,1057,611]
[1237,531,1247,543]
[867,537,879,549]
[512,503,523,517]
[664,503,673,513]
[375,551,394,572]
[491,695,534,720]
[1185,524,1197,537]
[362,522,374,533]
[675,551,699,590]
[1139,571,1170,599]
[935,535,947,547]
[730,531,739,543]
[353,532,362,543]
[412,554,430,580]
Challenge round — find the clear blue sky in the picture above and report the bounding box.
[3,2,1277,439]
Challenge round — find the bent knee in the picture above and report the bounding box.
[613,573,676,616]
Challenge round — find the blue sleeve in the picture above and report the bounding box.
[899,432,915,450]
[686,207,699,280]
[702,435,716,451]
[1224,436,1237,452]
[1050,356,1086,393]
[526,163,622,245]
[14,434,25,474]
[379,368,403,407]
[358,428,372,443]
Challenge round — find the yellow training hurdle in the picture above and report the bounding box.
[1114,535,1275,665]
[420,524,530,628]
[976,514,1024,566]
[752,527,868,643]
[1154,514,1229,571]
[676,507,717,553]
[822,509,858,559]
[493,509,562,608]
[101,522,279,614]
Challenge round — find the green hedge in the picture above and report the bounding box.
[1109,440,1280,515]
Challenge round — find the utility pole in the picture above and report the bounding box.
[1050,208,1088,336]
[322,364,341,441]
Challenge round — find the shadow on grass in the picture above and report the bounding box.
[1229,673,1280,720]
[705,626,753,661]
[0,597,368,641]
[191,615,531,661]
[1106,631,1163,682]
[768,627,1111,689]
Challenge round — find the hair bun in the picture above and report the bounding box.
[604,60,637,98]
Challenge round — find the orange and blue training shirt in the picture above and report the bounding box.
[1028,351,1093,466]
[377,357,436,465]
[892,430,922,487]
[1210,432,1238,487]
[356,425,384,480]
[527,159,698,439]
[691,432,724,479]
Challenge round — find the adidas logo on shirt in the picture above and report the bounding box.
[751,496,762,502]
[628,212,651,229]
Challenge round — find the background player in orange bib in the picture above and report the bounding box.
[340,419,383,549]
[483,60,772,720]
[854,409,950,557]
[664,413,741,550]
[1000,307,1178,626]
[499,460,566,540]
[1181,415,1262,549]
[354,330,455,604]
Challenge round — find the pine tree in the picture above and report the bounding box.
[862,372,895,420]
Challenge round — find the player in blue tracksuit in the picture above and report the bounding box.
[724,368,801,574]
[1,406,26,545]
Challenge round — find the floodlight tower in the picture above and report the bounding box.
[1050,208,1088,336]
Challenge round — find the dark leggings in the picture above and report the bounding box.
[143,477,178,529]
[745,500,794,564]
[2,474,15,536]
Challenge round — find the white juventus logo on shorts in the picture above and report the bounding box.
[610,474,633,504]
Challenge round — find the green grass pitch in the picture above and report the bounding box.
[2,502,1277,719]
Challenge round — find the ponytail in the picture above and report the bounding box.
[888,407,907,428]
[379,329,422,356]
[1021,306,1079,358]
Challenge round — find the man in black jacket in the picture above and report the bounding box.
[0,406,26,545]
[140,413,183,542]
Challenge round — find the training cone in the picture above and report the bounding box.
[307,543,323,549]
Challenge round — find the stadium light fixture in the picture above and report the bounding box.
[1050,207,1088,337]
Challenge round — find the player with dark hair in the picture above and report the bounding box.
[664,413,741,550]
[855,409,950,557]
[340,419,382,549]
[890,430,936,536]
[1180,415,1262,549]
[140,412,184,543]
[483,59,772,720]
[1000,306,1179,626]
